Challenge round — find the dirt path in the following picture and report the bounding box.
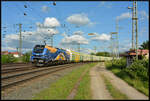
[90,63,113,100]
[91,62,148,100]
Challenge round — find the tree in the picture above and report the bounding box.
[95,52,110,57]
[22,51,32,63]
[139,40,149,49]
[90,53,95,55]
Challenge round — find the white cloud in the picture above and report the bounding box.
[36,17,60,28]
[60,31,89,45]
[2,31,43,51]
[116,12,132,20]
[44,17,60,28]
[117,11,149,21]
[41,5,50,13]
[2,46,17,51]
[87,22,97,27]
[66,13,90,26]
[2,28,59,52]
[73,31,84,35]
[91,33,111,41]
[2,17,61,52]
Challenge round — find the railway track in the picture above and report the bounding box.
[1,63,86,90]
[1,63,83,74]
[2,66,36,74]
[2,63,31,68]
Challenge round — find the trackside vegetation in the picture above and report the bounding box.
[22,52,31,63]
[2,54,18,64]
[33,63,97,100]
[1,52,32,64]
[105,58,149,96]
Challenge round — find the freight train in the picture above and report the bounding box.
[30,45,112,66]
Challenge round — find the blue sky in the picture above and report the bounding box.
[1,1,149,54]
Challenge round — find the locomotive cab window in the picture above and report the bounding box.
[33,45,45,53]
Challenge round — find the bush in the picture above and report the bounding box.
[22,52,31,63]
[105,58,149,96]
[2,54,18,64]
[124,59,149,81]
[105,58,127,70]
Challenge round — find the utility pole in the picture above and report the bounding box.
[110,34,114,61]
[50,35,53,47]
[16,47,18,52]
[78,43,80,53]
[135,1,138,60]
[44,40,46,45]
[132,2,135,50]
[128,1,138,60]
[17,24,22,57]
[110,32,119,60]
[116,19,119,58]
[128,2,135,50]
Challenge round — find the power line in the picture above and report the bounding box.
[24,2,44,19]
[52,1,72,36]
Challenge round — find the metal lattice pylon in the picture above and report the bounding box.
[110,32,119,60]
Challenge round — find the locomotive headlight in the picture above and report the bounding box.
[39,60,43,62]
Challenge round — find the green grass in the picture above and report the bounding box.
[74,66,94,99]
[101,74,128,100]
[33,63,97,100]
[122,76,149,96]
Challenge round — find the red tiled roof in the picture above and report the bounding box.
[9,52,19,55]
[126,49,149,56]
[2,51,8,52]
[1,51,9,54]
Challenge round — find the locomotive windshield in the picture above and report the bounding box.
[33,45,45,53]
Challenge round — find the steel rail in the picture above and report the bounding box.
[2,66,36,74]
[1,63,85,90]
[2,63,31,68]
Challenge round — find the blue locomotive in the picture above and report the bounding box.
[30,45,112,67]
[30,45,70,66]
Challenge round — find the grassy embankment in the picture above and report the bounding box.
[33,63,98,100]
[101,74,128,99]
[105,58,149,96]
